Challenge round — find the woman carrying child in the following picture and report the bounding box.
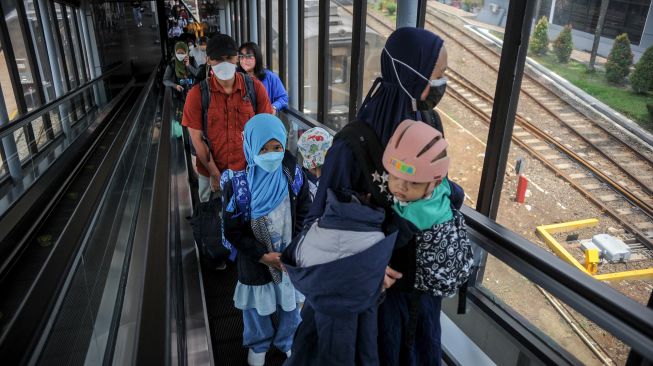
[221,114,311,366]
[286,27,464,365]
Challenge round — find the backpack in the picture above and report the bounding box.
[189,193,231,269]
[414,210,474,298]
[198,72,257,156]
[219,162,304,260]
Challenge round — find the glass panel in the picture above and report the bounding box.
[0,37,19,121]
[475,254,633,365]
[302,1,319,118]
[487,0,653,308]
[403,2,505,203]
[31,116,49,149]
[49,110,62,137]
[0,0,39,112]
[24,0,56,102]
[360,1,391,109]
[323,1,353,130]
[55,3,78,88]
[13,128,29,162]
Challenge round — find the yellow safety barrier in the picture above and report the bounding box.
[536,219,653,282]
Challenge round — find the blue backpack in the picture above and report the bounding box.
[220,163,304,260]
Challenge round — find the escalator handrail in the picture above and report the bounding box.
[0,62,125,139]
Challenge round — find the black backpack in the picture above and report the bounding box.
[190,193,231,268]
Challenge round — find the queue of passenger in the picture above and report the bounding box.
[172,26,471,366]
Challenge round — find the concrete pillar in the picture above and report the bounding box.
[396,0,418,28]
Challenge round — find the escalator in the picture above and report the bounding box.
[0,65,157,364]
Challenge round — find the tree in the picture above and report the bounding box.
[631,46,653,94]
[530,16,549,56]
[553,25,573,63]
[605,33,633,84]
[589,0,610,71]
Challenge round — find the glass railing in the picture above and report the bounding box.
[25,65,159,365]
[0,62,131,218]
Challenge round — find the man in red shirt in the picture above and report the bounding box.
[183,34,272,203]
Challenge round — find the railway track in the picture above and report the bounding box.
[423,6,653,199]
[354,5,653,251]
[445,68,653,253]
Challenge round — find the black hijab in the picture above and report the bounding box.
[357,27,444,146]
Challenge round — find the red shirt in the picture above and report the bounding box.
[182,73,272,176]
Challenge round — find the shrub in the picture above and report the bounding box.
[631,46,653,94]
[553,25,573,63]
[386,2,396,16]
[648,103,653,121]
[530,16,549,56]
[605,33,634,84]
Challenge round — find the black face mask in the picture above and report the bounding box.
[416,83,447,111]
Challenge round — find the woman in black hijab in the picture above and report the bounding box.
[288,27,459,366]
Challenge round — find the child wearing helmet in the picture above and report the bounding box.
[379,119,474,366]
[296,127,333,200]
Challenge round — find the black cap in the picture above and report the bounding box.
[206,34,237,59]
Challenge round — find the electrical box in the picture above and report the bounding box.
[591,234,631,262]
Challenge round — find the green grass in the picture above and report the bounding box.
[530,53,653,130]
[489,30,504,40]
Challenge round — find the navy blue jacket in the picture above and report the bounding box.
[282,191,397,366]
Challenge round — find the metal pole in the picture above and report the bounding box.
[0,83,22,182]
[37,0,64,98]
[225,1,232,37]
[279,0,286,85]
[347,0,366,121]
[297,0,304,111]
[265,0,273,69]
[417,0,427,28]
[287,0,298,109]
[474,0,537,286]
[317,0,329,123]
[397,0,418,28]
[249,0,258,44]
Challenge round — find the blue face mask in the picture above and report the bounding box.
[254,151,284,172]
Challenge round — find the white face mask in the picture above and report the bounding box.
[383,47,444,112]
[176,53,186,62]
[212,61,236,81]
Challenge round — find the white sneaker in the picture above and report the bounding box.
[247,349,266,366]
[286,350,292,358]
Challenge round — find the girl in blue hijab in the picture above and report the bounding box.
[221,114,312,366]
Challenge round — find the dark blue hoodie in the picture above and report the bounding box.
[282,190,398,366]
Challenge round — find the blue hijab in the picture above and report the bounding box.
[357,27,444,146]
[243,114,289,219]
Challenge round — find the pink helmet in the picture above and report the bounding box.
[383,120,450,183]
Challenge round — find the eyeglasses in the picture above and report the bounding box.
[238,54,255,60]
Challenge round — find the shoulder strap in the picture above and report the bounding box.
[282,159,303,196]
[231,171,251,222]
[199,79,212,154]
[241,72,257,112]
[335,120,389,209]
